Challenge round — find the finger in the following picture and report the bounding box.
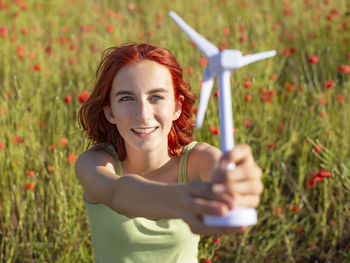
[186,181,234,205]
[232,195,261,209]
[214,164,262,183]
[219,144,255,168]
[185,214,250,235]
[227,178,264,196]
[190,198,229,216]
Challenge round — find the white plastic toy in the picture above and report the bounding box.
[169,11,276,226]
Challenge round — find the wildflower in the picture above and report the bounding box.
[213,237,222,243]
[33,64,41,71]
[318,97,328,106]
[107,25,114,33]
[50,144,56,150]
[208,126,220,135]
[239,33,248,43]
[284,8,292,15]
[48,166,55,173]
[269,73,278,80]
[244,94,252,101]
[204,259,211,263]
[320,111,328,118]
[17,44,26,59]
[238,24,245,32]
[279,123,284,130]
[0,142,4,150]
[45,47,53,55]
[289,204,299,213]
[268,143,276,150]
[293,225,304,235]
[324,80,334,89]
[337,65,350,74]
[127,3,136,11]
[307,169,333,188]
[214,90,219,97]
[285,82,295,92]
[241,119,251,128]
[39,121,47,128]
[26,170,35,178]
[308,55,319,64]
[313,144,323,153]
[63,95,72,104]
[68,56,77,65]
[186,67,194,75]
[282,48,291,57]
[78,91,90,104]
[0,26,8,37]
[337,94,344,103]
[12,136,25,144]
[67,153,76,164]
[199,58,207,67]
[273,206,283,218]
[59,137,68,146]
[29,51,36,60]
[0,107,6,115]
[223,26,230,36]
[25,183,35,190]
[244,80,252,89]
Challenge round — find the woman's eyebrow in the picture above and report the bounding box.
[114,88,169,97]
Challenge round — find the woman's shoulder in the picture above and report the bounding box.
[186,142,222,182]
[76,145,117,173]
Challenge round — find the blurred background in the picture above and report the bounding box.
[0,0,349,262]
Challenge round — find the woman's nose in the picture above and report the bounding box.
[135,100,151,122]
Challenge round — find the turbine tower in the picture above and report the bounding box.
[169,11,276,226]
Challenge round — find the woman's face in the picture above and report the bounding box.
[104,60,182,155]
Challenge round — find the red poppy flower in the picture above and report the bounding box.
[50,144,56,150]
[244,94,252,101]
[214,90,219,97]
[67,153,76,164]
[244,80,252,89]
[33,64,41,71]
[60,137,68,146]
[242,119,251,127]
[0,142,4,150]
[0,26,8,37]
[337,94,344,103]
[48,166,55,173]
[63,95,72,104]
[106,25,114,33]
[213,237,222,243]
[204,259,211,263]
[25,183,35,190]
[78,91,90,104]
[337,65,350,74]
[307,169,333,188]
[128,3,136,11]
[186,67,194,75]
[223,26,230,36]
[313,144,323,153]
[199,58,207,67]
[308,55,319,64]
[324,80,334,89]
[26,170,35,178]
[208,126,220,135]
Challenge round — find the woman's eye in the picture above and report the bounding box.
[119,96,133,102]
[150,95,164,101]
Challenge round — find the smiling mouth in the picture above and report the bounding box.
[131,127,158,135]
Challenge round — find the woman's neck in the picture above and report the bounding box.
[122,145,172,176]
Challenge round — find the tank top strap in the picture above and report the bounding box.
[178,141,198,184]
[102,144,124,176]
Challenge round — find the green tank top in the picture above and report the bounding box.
[84,141,200,263]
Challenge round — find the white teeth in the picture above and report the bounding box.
[132,127,156,134]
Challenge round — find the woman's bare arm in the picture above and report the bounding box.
[75,148,227,221]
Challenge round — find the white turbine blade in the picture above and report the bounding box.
[240,50,277,67]
[196,68,214,128]
[169,11,218,58]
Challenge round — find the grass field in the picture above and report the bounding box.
[0,0,349,262]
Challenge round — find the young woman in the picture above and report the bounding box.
[76,43,263,262]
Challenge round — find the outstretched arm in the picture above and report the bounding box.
[75,147,229,221]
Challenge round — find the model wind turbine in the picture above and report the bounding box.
[169,11,276,226]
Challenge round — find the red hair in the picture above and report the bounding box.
[78,43,197,161]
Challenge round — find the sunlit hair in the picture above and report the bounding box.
[78,43,197,161]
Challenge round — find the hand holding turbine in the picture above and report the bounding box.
[169,11,276,227]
